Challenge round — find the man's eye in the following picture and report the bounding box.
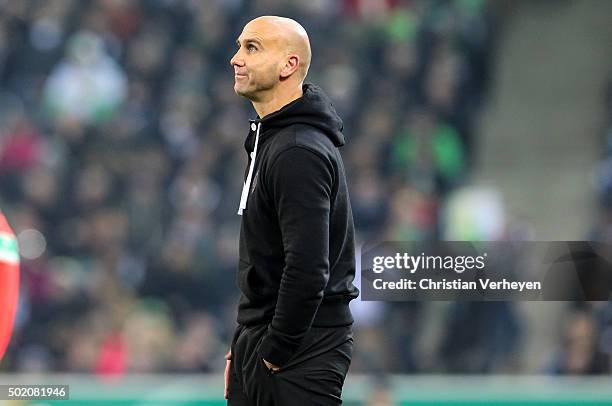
[248,45,257,52]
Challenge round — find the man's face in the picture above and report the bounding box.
[230,21,284,101]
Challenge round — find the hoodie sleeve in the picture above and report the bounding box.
[257,146,333,367]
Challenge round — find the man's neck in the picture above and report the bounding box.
[253,84,304,118]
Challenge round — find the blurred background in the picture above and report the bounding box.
[0,0,611,404]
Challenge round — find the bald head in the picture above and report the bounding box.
[244,16,311,80]
[231,16,311,111]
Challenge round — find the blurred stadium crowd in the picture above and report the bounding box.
[0,0,609,381]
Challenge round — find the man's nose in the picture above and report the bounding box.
[230,51,243,67]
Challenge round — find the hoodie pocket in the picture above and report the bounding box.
[237,263,268,302]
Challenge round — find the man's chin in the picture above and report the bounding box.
[234,86,255,101]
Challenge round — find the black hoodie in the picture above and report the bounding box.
[236,83,359,367]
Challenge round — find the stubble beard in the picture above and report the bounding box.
[235,72,277,102]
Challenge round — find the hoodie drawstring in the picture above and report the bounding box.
[238,122,261,216]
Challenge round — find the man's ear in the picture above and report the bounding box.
[280,55,300,79]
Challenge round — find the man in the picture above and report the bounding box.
[225,16,359,405]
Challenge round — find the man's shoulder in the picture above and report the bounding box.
[269,123,336,158]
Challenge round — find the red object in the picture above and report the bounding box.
[0,126,42,172]
[0,212,19,362]
[95,332,127,378]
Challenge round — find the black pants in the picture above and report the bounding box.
[228,323,353,405]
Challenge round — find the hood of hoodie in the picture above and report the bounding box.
[245,83,345,152]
